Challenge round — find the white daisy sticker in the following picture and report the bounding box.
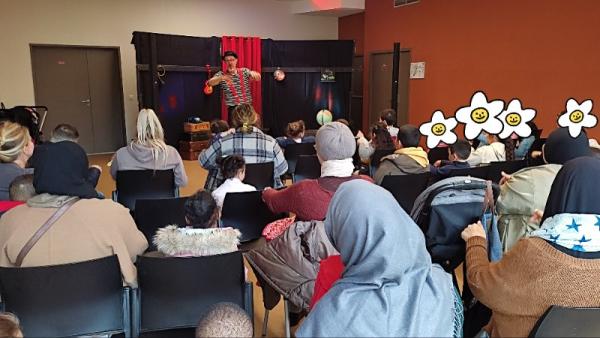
[455,91,504,140]
[558,98,597,138]
[419,110,458,149]
[498,99,537,139]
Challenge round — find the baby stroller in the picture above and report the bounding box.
[0,103,48,143]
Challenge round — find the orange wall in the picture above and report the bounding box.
[339,12,364,55]
[340,0,600,139]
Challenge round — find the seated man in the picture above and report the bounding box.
[430,139,471,178]
[196,302,252,338]
[0,174,35,214]
[373,124,429,185]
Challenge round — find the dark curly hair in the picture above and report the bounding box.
[184,190,218,229]
[221,154,246,179]
[371,122,395,150]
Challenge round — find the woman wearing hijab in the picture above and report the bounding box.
[0,141,148,287]
[462,157,600,337]
[297,180,461,337]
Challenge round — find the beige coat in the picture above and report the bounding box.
[0,195,148,287]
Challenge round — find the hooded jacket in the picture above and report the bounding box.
[110,143,188,187]
[373,147,429,184]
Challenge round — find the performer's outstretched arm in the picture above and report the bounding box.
[249,70,261,81]
[207,73,226,87]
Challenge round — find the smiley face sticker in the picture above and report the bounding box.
[498,99,537,139]
[419,110,458,149]
[558,98,597,138]
[455,91,504,140]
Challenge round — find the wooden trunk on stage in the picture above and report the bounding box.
[179,140,209,161]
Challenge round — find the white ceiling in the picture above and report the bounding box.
[278,0,365,18]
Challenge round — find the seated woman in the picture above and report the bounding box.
[211,155,256,209]
[263,121,372,221]
[514,122,540,160]
[468,131,505,166]
[297,180,461,337]
[356,122,396,166]
[153,190,241,257]
[462,157,600,337]
[110,109,188,187]
[0,141,147,287]
[497,127,590,251]
[276,120,315,148]
[199,104,287,191]
[0,121,34,200]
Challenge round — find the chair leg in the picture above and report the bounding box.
[284,300,290,338]
[262,308,269,337]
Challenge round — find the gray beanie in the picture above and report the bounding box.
[315,122,356,161]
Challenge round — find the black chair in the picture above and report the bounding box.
[0,255,131,338]
[284,143,316,175]
[113,170,178,212]
[134,197,188,251]
[133,252,253,337]
[487,160,527,183]
[380,173,431,213]
[244,162,275,190]
[447,165,491,180]
[293,155,321,183]
[220,191,279,242]
[428,146,450,164]
[529,306,600,337]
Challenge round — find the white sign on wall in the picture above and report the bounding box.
[410,62,426,79]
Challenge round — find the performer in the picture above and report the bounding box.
[207,51,261,116]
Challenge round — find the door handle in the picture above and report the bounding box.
[81,99,91,103]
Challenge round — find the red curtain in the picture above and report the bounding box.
[221,36,262,122]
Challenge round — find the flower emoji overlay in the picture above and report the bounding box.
[455,91,504,140]
[558,99,597,138]
[419,110,458,149]
[498,99,536,139]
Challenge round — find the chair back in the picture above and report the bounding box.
[134,197,188,251]
[530,306,600,337]
[380,173,431,213]
[0,255,129,338]
[284,143,316,175]
[428,146,450,163]
[221,191,278,242]
[293,155,321,183]
[244,162,275,190]
[487,160,527,183]
[447,166,490,180]
[134,252,252,335]
[115,170,177,212]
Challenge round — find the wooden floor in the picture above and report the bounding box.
[90,154,289,337]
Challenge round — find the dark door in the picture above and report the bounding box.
[31,45,125,153]
[369,50,410,127]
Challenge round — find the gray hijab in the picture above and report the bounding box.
[296,180,456,337]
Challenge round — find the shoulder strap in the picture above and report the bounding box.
[482,180,495,214]
[15,198,79,267]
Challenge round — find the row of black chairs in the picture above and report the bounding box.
[0,252,252,338]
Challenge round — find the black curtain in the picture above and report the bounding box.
[262,40,354,137]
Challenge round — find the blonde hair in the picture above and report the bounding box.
[133,109,168,167]
[286,120,306,138]
[231,104,258,134]
[0,121,31,163]
[0,312,23,338]
[195,303,252,338]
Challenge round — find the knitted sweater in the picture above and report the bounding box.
[466,236,600,337]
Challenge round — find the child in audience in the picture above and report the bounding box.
[0,121,34,200]
[110,109,188,187]
[468,131,505,166]
[430,139,471,178]
[276,120,315,148]
[211,155,256,209]
[379,108,399,140]
[195,302,252,338]
[0,312,23,338]
[209,119,232,145]
[356,122,396,164]
[153,190,241,257]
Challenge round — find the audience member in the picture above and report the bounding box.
[0,141,147,287]
[153,190,240,257]
[462,157,600,337]
[297,180,461,337]
[199,104,287,191]
[514,121,539,160]
[0,312,22,338]
[0,121,34,200]
[195,302,252,338]
[211,155,256,209]
[9,174,35,202]
[209,119,232,145]
[497,127,591,251]
[276,120,315,148]
[356,122,396,164]
[373,124,429,184]
[379,108,399,140]
[468,131,505,166]
[263,121,372,221]
[430,139,471,178]
[110,108,188,187]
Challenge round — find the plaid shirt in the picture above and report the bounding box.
[199,127,288,191]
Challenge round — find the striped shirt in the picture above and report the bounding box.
[215,68,252,106]
[198,127,288,191]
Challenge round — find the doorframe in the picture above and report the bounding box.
[368,48,411,129]
[29,44,128,148]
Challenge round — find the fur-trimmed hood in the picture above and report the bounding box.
[153,225,241,257]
